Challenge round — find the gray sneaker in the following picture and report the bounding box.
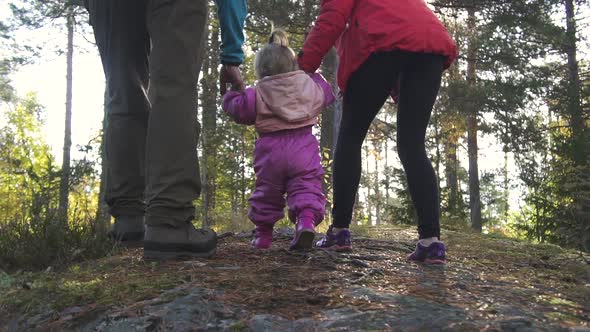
[143,223,217,261]
[108,215,145,245]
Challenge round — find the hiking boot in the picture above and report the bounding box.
[143,223,217,261]
[315,226,352,251]
[289,218,316,251]
[252,225,273,249]
[108,215,144,245]
[407,242,446,264]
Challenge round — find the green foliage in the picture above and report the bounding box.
[9,0,87,29]
[0,93,56,221]
[0,93,112,271]
[480,170,509,229]
[0,60,15,103]
[385,167,416,226]
[4,0,89,71]
[0,216,114,271]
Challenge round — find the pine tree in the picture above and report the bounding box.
[9,0,88,223]
[200,8,220,227]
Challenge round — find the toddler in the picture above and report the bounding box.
[223,30,335,250]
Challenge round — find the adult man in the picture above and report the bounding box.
[84,0,247,260]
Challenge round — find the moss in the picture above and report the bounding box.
[0,253,188,316]
[537,295,582,309]
[544,311,585,324]
[229,320,249,331]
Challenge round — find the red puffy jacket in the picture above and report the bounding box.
[298,0,458,93]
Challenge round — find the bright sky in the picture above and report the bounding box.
[12,51,105,161]
[0,1,105,161]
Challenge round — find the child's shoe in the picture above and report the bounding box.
[407,241,446,264]
[252,225,273,249]
[289,218,316,250]
[315,226,352,251]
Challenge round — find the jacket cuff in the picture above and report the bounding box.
[309,73,336,106]
[297,50,321,73]
[221,61,242,66]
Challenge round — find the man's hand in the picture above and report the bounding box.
[219,64,244,95]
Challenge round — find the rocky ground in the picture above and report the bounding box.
[1,227,589,331]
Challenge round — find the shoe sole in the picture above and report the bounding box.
[251,239,272,249]
[408,258,446,265]
[143,248,216,261]
[290,230,315,250]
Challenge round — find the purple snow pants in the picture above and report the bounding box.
[248,126,326,227]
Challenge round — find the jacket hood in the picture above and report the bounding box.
[256,70,324,123]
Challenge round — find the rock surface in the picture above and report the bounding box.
[1,228,588,331]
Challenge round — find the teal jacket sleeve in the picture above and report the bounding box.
[215,0,247,65]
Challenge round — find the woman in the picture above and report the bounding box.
[298,0,457,263]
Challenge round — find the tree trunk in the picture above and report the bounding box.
[444,138,460,213]
[58,8,74,223]
[95,84,110,234]
[333,88,342,150]
[466,7,482,232]
[564,0,586,164]
[503,149,509,225]
[364,144,371,225]
[564,0,589,251]
[443,64,462,217]
[200,132,209,227]
[433,107,442,215]
[354,192,362,226]
[332,61,343,221]
[374,143,380,225]
[320,48,338,221]
[384,111,390,221]
[240,128,247,214]
[200,20,219,227]
[433,108,440,182]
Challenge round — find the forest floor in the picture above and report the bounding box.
[0,226,589,331]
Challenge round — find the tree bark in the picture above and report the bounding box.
[374,142,380,225]
[433,107,442,214]
[564,0,586,164]
[95,84,110,234]
[501,149,508,221]
[364,144,372,225]
[58,8,74,223]
[564,0,589,252]
[320,48,338,221]
[384,111,390,221]
[466,7,482,232]
[444,134,460,213]
[240,128,247,214]
[443,63,462,217]
[353,192,362,226]
[200,19,219,227]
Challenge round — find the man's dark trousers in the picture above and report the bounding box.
[85,0,207,227]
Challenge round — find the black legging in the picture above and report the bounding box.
[332,51,444,239]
